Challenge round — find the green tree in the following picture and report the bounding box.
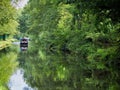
[19,0,120,89]
[0,0,18,35]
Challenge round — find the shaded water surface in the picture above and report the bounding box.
[7,42,33,90]
[17,48,113,90]
[0,42,118,90]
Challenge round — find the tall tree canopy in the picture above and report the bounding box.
[0,0,18,35]
[19,0,120,89]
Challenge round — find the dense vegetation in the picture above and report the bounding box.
[0,0,18,35]
[0,50,18,90]
[0,0,120,90]
[0,0,19,89]
[18,0,120,90]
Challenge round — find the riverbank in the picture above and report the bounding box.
[0,38,17,50]
[0,41,11,50]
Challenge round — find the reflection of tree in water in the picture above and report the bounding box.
[0,48,18,90]
[17,44,117,90]
[23,86,30,90]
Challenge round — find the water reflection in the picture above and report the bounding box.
[8,69,33,90]
[0,40,118,90]
[17,43,118,90]
[0,49,18,90]
[6,43,34,90]
[18,49,92,90]
[0,43,34,90]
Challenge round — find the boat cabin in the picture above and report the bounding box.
[20,38,28,51]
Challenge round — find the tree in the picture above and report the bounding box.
[0,0,18,35]
[19,0,120,89]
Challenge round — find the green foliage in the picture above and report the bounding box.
[0,20,18,34]
[0,52,18,89]
[19,0,120,89]
[0,0,18,35]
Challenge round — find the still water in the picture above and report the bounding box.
[0,42,118,90]
[7,42,34,90]
[8,69,33,90]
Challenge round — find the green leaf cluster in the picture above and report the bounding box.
[19,0,120,89]
[0,0,18,35]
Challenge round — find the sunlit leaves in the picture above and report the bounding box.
[0,20,18,35]
[0,0,17,25]
[57,4,73,31]
[0,0,18,36]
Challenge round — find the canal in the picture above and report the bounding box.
[0,41,118,90]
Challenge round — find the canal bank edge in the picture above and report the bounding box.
[0,39,15,50]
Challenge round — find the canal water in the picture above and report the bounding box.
[8,68,33,90]
[7,42,34,90]
[0,41,118,90]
